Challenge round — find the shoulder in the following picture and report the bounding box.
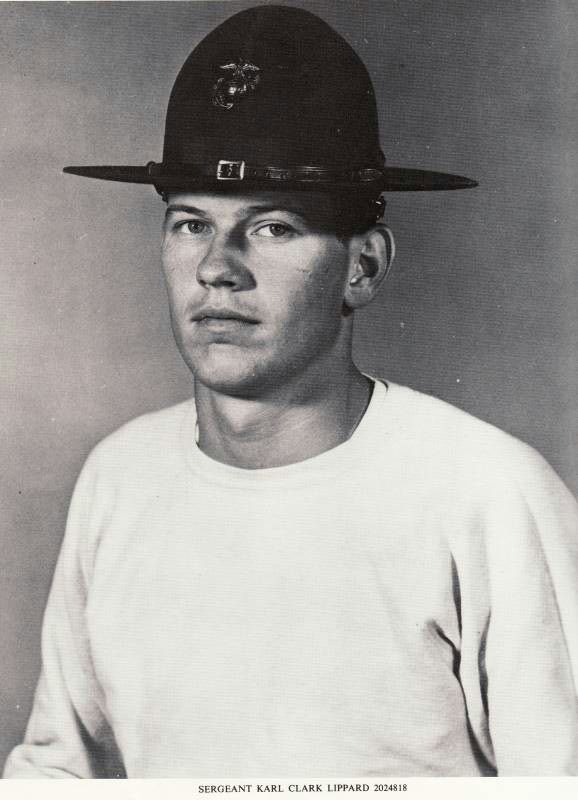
[59,400,196,578]
[81,398,195,484]
[385,381,544,466]
[377,383,578,589]
[381,380,576,510]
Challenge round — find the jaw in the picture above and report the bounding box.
[182,321,356,406]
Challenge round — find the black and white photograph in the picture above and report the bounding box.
[1,0,577,784]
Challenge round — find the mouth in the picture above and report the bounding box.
[191,307,259,324]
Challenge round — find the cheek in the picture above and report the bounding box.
[161,250,194,314]
[268,254,347,336]
[293,252,347,310]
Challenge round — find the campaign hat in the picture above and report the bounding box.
[64,5,477,193]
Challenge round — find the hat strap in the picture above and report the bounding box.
[147,160,384,186]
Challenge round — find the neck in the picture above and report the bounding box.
[194,363,372,469]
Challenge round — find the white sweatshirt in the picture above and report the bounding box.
[4,381,578,778]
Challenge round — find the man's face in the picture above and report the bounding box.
[161,191,358,397]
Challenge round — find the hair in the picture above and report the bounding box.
[331,194,386,242]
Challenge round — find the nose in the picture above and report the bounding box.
[196,233,254,291]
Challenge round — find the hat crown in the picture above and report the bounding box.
[163,5,384,169]
[63,5,477,192]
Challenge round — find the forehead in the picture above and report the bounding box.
[164,190,339,222]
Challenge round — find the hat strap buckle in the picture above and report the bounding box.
[217,159,246,180]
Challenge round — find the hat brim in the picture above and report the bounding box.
[63,164,477,192]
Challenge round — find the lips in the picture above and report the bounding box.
[190,307,259,325]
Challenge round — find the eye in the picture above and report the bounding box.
[177,219,210,235]
[254,222,295,239]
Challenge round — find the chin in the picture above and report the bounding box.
[181,345,273,398]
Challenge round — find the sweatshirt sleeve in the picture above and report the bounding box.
[482,446,578,775]
[3,455,125,779]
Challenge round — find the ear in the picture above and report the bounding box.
[344,224,395,310]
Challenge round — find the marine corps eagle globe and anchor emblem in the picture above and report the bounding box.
[212,58,261,110]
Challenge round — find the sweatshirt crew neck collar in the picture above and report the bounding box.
[182,379,390,490]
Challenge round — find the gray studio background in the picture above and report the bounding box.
[1,0,577,768]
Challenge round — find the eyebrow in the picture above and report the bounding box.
[243,204,309,221]
[165,204,210,218]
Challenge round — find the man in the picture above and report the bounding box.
[4,4,578,779]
